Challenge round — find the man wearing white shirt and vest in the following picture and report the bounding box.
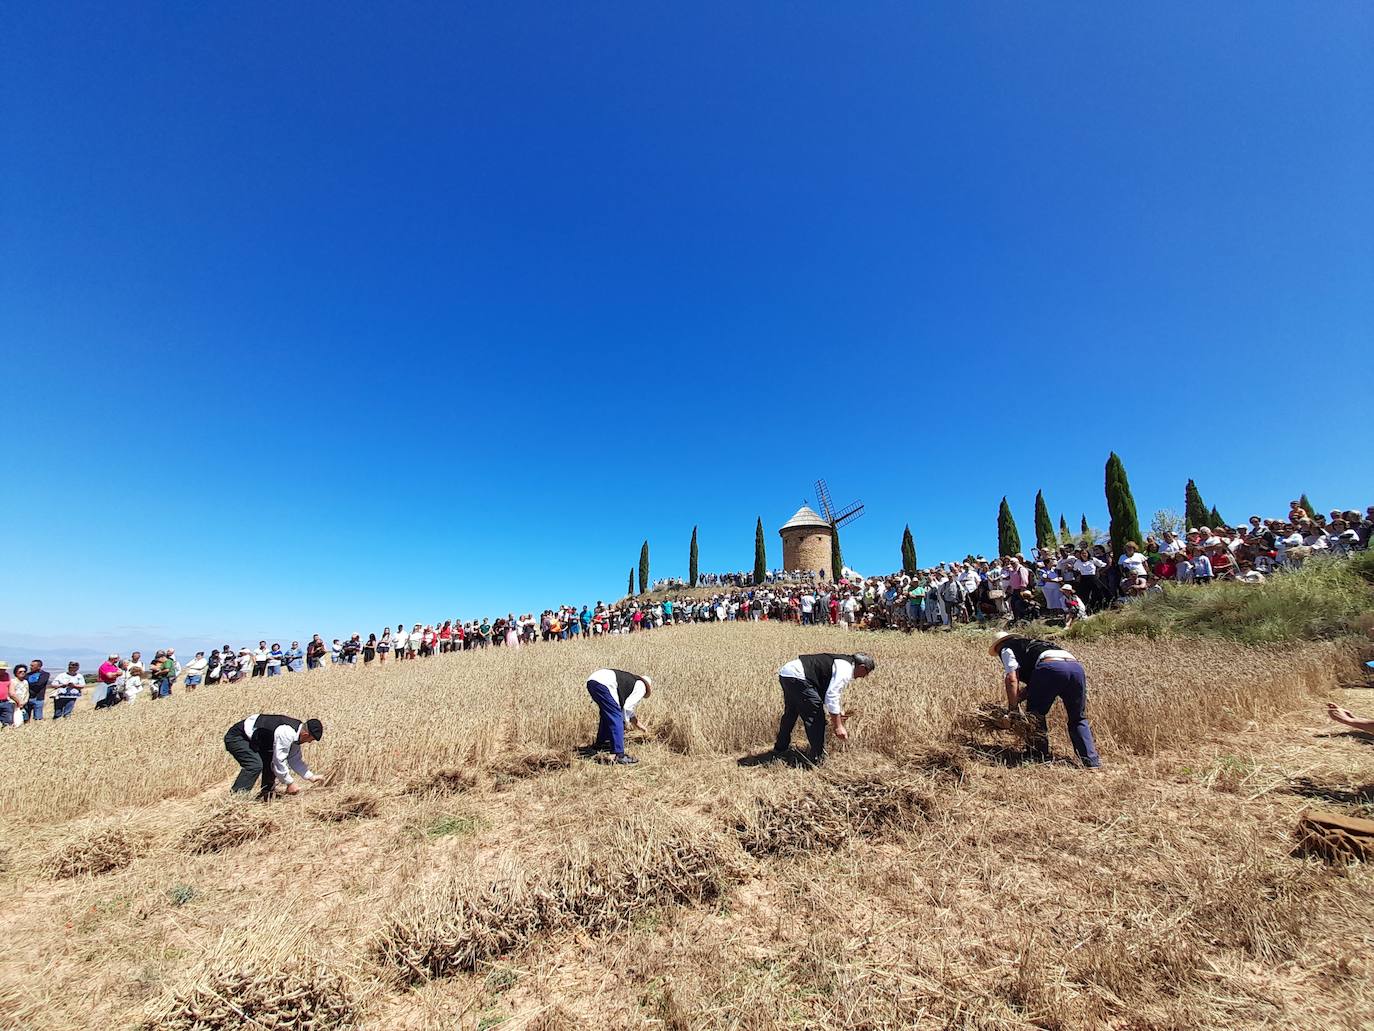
[224,713,325,799]
[585,668,652,765]
[774,652,876,764]
[990,632,1101,769]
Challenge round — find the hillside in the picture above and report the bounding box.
[2,623,1372,1030]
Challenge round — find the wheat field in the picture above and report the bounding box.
[2,622,1371,1031]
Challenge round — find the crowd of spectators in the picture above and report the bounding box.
[649,569,831,591]
[2,502,1367,729]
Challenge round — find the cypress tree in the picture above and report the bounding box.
[830,525,844,581]
[628,567,635,596]
[1080,514,1090,536]
[1033,490,1056,551]
[901,524,917,574]
[753,517,767,585]
[638,541,649,595]
[1299,494,1316,518]
[1208,505,1225,528]
[689,526,699,588]
[1104,452,1144,557]
[1059,514,1070,540]
[997,497,1022,558]
[1184,479,1210,531]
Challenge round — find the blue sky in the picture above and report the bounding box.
[3,3,1371,651]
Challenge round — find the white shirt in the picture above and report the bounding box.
[999,647,1074,674]
[242,714,317,786]
[51,672,84,699]
[777,657,855,716]
[1118,553,1149,577]
[587,669,647,719]
[1072,557,1106,576]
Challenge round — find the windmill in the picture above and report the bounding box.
[814,478,865,532]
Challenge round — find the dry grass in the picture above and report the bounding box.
[375,860,550,982]
[41,822,147,879]
[734,767,935,858]
[377,812,743,982]
[141,919,358,1030]
[311,789,383,823]
[548,812,745,934]
[1,625,1351,828]
[492,747,573,787]
[179,798,277,855]
[407,767,478,797]
[1,623,1371,1031]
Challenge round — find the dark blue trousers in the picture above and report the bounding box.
[587,679,625,754]
[1025,660,1101,767]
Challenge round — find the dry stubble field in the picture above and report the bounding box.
[2,622,1372,1031]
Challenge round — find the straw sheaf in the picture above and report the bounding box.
[179,798,277,855]
[310,790,382,823]
[376,813,744,981]
[142,919,358,1030]
[734,770,935,858]
[42,822,149,879]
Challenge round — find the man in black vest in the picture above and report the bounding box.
[585,668,653,765]
[224,713,325,799]
[989,631,1101,768]
[773,652,876,764]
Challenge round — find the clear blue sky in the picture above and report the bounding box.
[3,3,1371,649]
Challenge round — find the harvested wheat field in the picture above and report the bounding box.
[2,622,1373,1031]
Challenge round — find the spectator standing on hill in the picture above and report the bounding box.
[183,651,209,691]
[286,641,305,673]
[51,661,84,718]
[96,654,122,708]
[584,667,653,765]
[773,652,876,764]
[0,661,17,727]
[223,713,325,799]
[266,643,284,676]
[25,659,49,721]
[306,636,326,670]
[10,664,30,725]
[252,642,268,678]
[990,632,1100,769]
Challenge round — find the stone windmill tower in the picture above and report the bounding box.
[778,478,864,579]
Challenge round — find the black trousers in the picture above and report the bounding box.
[775,676,826,760]
[224,726,270,797]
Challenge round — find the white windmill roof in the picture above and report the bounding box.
[780,505,831,532]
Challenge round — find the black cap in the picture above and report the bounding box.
[306,718,324,741]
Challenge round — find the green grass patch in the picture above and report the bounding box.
[1064,556,1374,646]
[425,813,483,839]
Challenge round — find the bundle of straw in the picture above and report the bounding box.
[143,918,357,1030]
[179,799,276,856]
[42,823,146,879]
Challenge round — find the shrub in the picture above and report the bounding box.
[1065,558,1374,645]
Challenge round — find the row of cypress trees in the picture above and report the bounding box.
[626,461,1320,596]
[631,515,836,595]
[992,456,1317,562]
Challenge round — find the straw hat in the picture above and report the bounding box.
[988,631,1014,657]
